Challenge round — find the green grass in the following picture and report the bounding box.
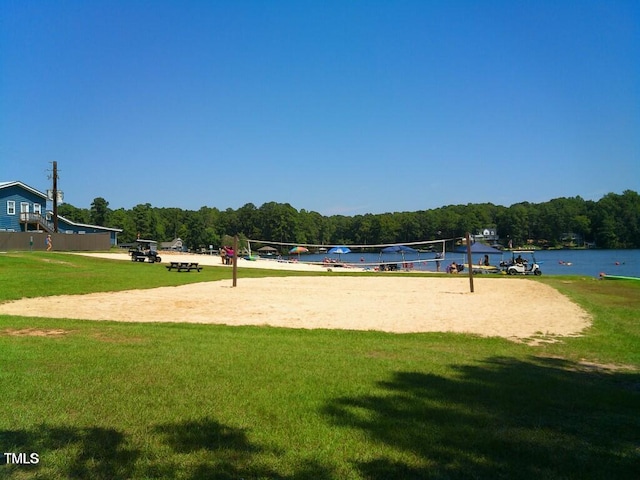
[1,252,639,479]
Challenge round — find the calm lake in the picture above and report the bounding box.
[282,249,640,278]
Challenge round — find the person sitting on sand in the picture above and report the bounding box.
[447,262,458,274]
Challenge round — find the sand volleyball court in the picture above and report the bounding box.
[0,255,591,341]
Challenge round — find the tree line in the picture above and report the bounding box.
[57,190,640,250]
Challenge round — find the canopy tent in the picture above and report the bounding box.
[454,242,502,255]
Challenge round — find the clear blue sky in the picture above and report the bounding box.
[1,0,638,215]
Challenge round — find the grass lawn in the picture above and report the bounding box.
[1,252,639,479]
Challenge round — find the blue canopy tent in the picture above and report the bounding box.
[454,242,502,255]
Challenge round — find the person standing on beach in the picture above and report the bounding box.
[225,246,234,265]
[45,234,52,251]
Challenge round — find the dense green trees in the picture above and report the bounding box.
[60,190,640,250]
[89,197,109,226]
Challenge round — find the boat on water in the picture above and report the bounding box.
[599,274,640,281]
[464,263,501,274]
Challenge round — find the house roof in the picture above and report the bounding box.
[57,214,123,233]
[2,180,122,233]
[160,238,183,248]
[0,181,48,199]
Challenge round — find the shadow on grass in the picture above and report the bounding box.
[152,418,276,479]
[1,418,334,479]
[323,356,640,479]
[0,425,138,479]
[152,418,334,479]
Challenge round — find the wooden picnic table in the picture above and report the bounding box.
[166,261,202,272]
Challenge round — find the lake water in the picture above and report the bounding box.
[278,249,640,278]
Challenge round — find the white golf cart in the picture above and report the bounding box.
[500,250,542,276]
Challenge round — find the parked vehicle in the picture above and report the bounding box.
[500,250,541,276]
[129,240,162,263]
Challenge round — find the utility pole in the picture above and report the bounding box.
[48,161,59,233]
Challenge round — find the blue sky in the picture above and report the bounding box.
[1,0,638,215]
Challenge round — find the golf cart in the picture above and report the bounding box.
[129,240,162,263]
[500,250,541,276]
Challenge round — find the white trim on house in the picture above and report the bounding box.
[57,214,122,233]
[0,181,48,199]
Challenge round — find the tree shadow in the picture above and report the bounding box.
[323,356,640,479]
[152,417,279,479]
[1,425,139,479]
[1,418,335,479]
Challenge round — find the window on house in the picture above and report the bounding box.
[34,203,42,215]
[7,201,15,215]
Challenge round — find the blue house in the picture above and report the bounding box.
[0,181,122,246]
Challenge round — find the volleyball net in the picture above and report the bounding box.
[245,238,455,271]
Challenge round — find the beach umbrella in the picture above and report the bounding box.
[257,246,277,253]
[380,245,418,267]
[328,246,351,261]
[289,246,309,256]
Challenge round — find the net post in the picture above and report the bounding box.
[466,232,474,293]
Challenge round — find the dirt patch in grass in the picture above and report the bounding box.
[538,354,638,373]
[2,328,69,337]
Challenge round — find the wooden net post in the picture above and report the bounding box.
[466,232,474,293]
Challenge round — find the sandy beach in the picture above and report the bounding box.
[0,252,591,342]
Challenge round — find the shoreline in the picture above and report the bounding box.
[70,251,384,273]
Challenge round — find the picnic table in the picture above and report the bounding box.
[166,261,202,272]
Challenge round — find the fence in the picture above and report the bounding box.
[0,232,112,251]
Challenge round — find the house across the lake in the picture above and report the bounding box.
[0,180,122,249]
[160,238,184,251]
